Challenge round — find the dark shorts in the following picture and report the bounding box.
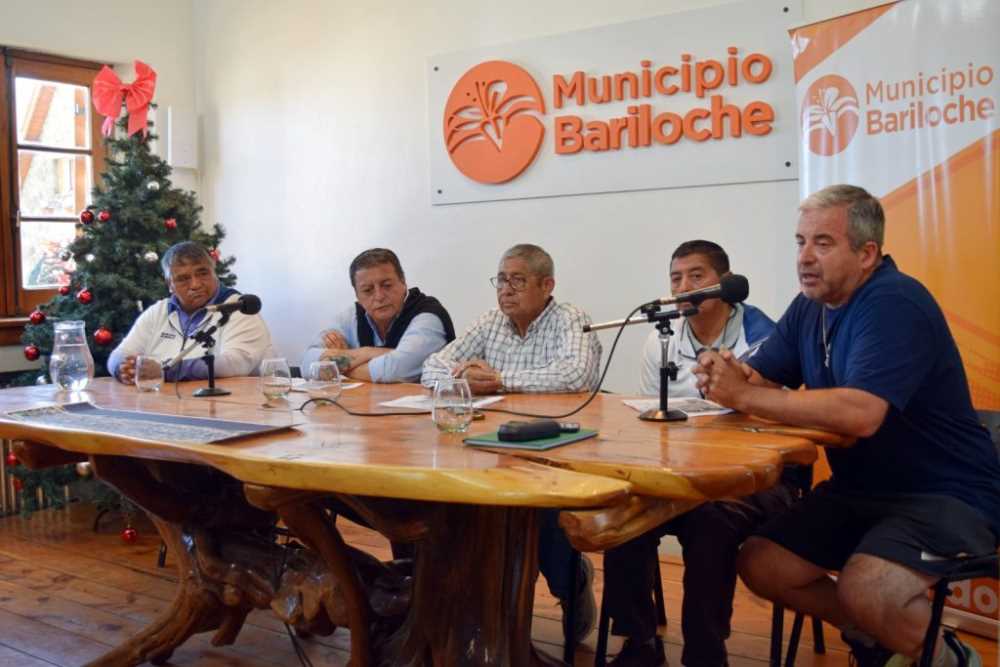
[755,481,999,577]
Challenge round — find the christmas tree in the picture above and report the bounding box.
[7,71,236,516]
[17,113,235,384]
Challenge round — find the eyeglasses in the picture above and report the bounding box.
[490,274,529,290]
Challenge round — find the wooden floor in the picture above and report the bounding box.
[0,505,994,667]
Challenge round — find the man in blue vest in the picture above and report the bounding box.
[697,185,1000,667]
[303,248,455,382]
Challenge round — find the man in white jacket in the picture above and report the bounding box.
[108,242,273,383]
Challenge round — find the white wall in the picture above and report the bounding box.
[0,1,198,372]
[195,0,874,393]
[0,0,198,189]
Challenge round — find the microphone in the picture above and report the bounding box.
[204,294,262,316]
[650,274,749,307]
[160,296,262,373]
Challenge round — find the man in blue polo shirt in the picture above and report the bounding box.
[694,185,1000,667]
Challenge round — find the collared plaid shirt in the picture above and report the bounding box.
[420,298,602,393]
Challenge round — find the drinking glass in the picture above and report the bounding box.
[259,358,292,402]
[306,360,343,402]
[134,355,163,392]
[432,378,474,433]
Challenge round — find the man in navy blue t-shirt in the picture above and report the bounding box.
[693,185,1000,667]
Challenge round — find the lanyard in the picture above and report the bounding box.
[822,306,834,369]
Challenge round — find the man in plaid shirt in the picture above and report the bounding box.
[421,243,603,645]
[420,244,601,394]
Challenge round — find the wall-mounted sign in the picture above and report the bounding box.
[428,0,801,204]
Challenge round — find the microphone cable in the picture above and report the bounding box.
[298,303,646,420]
[479,304,643,419]
[298,397,429,417]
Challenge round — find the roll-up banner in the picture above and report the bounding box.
[792,0,998,637]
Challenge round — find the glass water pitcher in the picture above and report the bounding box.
[49,320,95,391]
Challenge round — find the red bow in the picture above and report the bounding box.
[92,60,157,137]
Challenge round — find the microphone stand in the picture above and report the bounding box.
[583,301,699,422]
[639,302,697,422]
[191,311,233,397]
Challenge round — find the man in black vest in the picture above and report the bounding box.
[302,248,455,382]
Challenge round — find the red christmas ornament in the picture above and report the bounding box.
[164,218,177,230]
[94,327,113,346]
[209,248,221,262]
[97,210,112,223]
[12,478,23,492]
[77,288,93,305]
[5,452,17,467]
[23,344,40,361]
[121,527,138,543]
[58,285,71,296]
[79,209,95,225]
[29,309,46,325]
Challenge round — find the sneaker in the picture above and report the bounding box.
[559,554,597,644]
[846,630,982,667]
[943,630,982,667]
[842,631,894,667]
[609,637,667,667]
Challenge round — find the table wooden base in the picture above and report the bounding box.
[15,441,566,667]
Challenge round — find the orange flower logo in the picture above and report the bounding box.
[443,61,546,184]
[801,74,860,156]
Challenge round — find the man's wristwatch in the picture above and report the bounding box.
[330,354,351,372]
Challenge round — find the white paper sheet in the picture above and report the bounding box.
[378,395,505,410]
[290,379,363,393]
[622,397,732,417]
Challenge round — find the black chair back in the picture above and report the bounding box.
[977,409,1000,452]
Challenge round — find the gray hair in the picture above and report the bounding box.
[500,243,554,278]
[161,241,214,278]
[800,184,885,252]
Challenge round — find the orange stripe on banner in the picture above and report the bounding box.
[790,2,899,83]
[944,308,1000,348]
[881,129,1000,210]
[881,128,1000,410]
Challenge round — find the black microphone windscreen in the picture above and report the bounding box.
[239,294,262,315]
[719,274,749,304]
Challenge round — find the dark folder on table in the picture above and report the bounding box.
[463,429,598,451]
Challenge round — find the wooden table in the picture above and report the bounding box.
[0,378,841,666]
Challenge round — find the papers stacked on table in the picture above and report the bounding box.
[622,397,732,417]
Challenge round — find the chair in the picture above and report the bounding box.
[766,463,826,666]
[590,540,668,667]
[769,605,825,666]
[918,551,999,667]
[586,464,826,666]
[778,409,1000,666]
[912,411,1000,663]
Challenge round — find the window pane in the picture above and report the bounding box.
[20,222,77,289]
[15,77,91,150]
[17,150,92,217]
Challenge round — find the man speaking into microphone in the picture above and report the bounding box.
[603,240,791,667]
[109,241,274,383]
[696,186,999,666]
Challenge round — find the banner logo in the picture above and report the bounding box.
[443,61,546,184]
[802,74,860,156]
